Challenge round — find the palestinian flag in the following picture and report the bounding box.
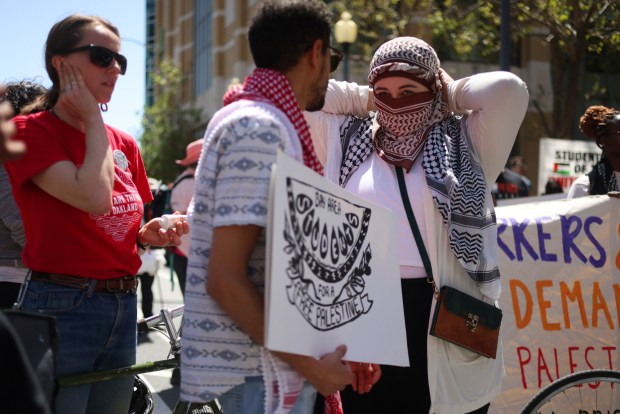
[553,162,571,175]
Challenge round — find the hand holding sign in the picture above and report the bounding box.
[265,150,408,367]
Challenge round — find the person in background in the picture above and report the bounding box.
[176,2,377,413]
[0,85,25,163]
[169,138,203,296]
[543,178,563,195]
[568,105,620,198]
[0,82,52,414]
[305,36,529,413]
[4,14,188,414]
[507,155,532,194]
[136,177,168,318]
[0,80,47,309]
[492,167,529,204]
[168,138,202,387]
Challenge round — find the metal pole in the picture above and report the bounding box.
[500,0,511,71]
[343,42,350,81]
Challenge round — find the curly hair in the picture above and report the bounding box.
[1,80,47,115]
[249,0,331,72]
[579,105,620,139]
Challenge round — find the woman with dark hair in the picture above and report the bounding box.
[567,105,620,198]
[306,36,528,413]
[0,80,46,309]
[4,14,188,414]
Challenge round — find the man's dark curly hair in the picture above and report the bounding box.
[0,80,47,115]
[249,0,331,72]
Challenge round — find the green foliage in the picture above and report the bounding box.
[428,0,504,63]
[326,0,620,137]
[139,60,206,183]
[325,0,433,65]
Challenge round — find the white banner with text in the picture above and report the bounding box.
[491,195,620,413]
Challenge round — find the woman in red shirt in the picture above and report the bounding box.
[5,14,188,414]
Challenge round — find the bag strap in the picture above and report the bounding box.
[172,173,194,189]
[395,166,438,294]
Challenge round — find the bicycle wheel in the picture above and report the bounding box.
[128,375,154,414]
[520,369,620,414]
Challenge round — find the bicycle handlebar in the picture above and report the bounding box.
[137,305,184,334]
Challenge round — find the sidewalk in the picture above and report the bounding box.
[137,261,184,320]
[136,262,185,414]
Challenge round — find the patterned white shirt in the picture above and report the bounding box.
[180,100,301,403]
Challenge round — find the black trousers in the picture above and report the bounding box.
[172,252,187,296]
[138,273,154,318]
[335,278,491,414]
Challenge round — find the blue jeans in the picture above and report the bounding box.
[219,376,316,414]
[23,280,137,414]
[174,377,316,414]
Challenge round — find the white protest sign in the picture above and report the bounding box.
[537,137,601,194]
[490,195,620,413]
[265,150,409,366]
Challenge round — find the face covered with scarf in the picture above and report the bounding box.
[368,37,450,170]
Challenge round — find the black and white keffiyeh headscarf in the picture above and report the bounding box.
[342,37,501,298]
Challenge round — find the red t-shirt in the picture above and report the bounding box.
[5,111,153,279]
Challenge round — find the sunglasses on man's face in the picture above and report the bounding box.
[329,46,344,73]
[62,44,127,75]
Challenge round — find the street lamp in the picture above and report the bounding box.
[334,11,358,81]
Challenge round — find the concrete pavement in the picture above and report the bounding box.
[136,261,184,414]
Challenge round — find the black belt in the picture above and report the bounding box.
[30,271,138,294]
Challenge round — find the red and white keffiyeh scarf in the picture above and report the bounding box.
[223,68,324,175]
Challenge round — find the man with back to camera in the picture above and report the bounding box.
[174,1,378,413]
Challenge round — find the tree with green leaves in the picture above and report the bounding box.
[139,60,206,183]
[511,1,620,138]
[325,0,620,139]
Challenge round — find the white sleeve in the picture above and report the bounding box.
[448,71,529,183]
[321,80,370,117]
[567,175,590,198]
[305,80,369,168]
[170,178,195,213]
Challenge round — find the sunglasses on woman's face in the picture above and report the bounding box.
[62,44,127,75]
[329,46,344,73]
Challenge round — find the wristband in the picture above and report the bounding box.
[137,240,151,251]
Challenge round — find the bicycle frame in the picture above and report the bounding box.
[59,358,179,387]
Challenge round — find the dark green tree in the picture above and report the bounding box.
[510,1,620,137]
[325,0,620,138]
[139,60,206,183]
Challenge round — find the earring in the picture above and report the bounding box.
[100,103,108,112]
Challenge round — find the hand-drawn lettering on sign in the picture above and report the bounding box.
[283,177,374,331]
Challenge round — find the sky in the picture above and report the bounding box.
[0,1,146,139]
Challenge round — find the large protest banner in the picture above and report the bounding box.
[491,195,620,413]
[537,137,601,194]
[265,150,409,366]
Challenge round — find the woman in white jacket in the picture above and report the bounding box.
[305,37,529,413]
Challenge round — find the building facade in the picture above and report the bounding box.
[149,0,258,118]
[149,1,564,193]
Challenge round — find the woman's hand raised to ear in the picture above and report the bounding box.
[56,63,100,124]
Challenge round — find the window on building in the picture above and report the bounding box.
[194,0,213,98]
